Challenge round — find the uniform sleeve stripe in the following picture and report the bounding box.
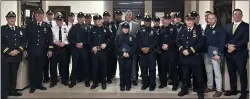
[19,46,24,51]
[179,46,183,51]
[190,47,195,53]
[3,48,9,53]
[49,46,53,48]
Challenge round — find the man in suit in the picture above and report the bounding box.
[117,10,140,86]
[224,9,249,99]
[201,11,212,30]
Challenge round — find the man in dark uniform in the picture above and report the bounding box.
[50,15,70,88]
[68,12,90,88]
[88,15,113,90]
[224,9,249,99]
[1,11,25,98]
[152,16,161,79]
[174,12,184,33]
[103,11,117,83]
[115,23,136,91]
[177,14,204,99]
[135,15,143,26]
[113,10,124,31]
[25,8,53,93]
[158,14,178,91]
[136,15,158,91]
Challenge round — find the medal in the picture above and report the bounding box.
[129,37,132,41]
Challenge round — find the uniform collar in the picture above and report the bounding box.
[210,23,216,29]
[37,21,43,26]
[187,26,193,30]
[8,24,15,30]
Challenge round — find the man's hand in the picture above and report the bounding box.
[8,50,20,56]
[228,44,236,52]
[92,47,98,54]
[100,44,106,49]
[144,47,149,53]
[55,40,61,46]
[213,55,220,60]
[125,53,129,57]
[141,48,147,53]
[182,50,189,56]
[76,43,83,49]
[59,42,65,47]
[162,44,168,50]
[47,51,53,58]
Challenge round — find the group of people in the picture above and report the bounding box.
[1,7,249,99]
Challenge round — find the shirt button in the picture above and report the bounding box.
[15,39,16,41]
[38,35,39,37]
[15,44,16,45]
[38,39,39,41]
[37,44,39,45]
[186,42,188,43]
[38,31,40,32]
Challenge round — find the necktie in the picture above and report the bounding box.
[37,22,40,28]
[232,24,237,34]
[49,21,52,27]
[11,26,14,31]
[188,28,191,32]
[59,27,62,41]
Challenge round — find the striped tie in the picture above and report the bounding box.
[232,24,237,34]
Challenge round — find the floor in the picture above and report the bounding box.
[10,78,242,99]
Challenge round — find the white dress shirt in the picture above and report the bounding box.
[51,25,69,44]
[233,20,242,29]
[44,20,56,27]
[67,21,77,29]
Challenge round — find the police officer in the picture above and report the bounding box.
[152,16,161,78]
[190,11,201,28]
[115,23,136,91]
[42,9,55,83]
[25,8,53,93]
[135,15,143,26]
[136,15,158,91]
[1,11,25,97]
[68,12,90,88]
[88,15,113,90]
[85,14,92,25]
[177,14,204,99]
[103,11,117,83]
[66,12,77,29]
[158,14,178,91]
[174,12,184,33]
[50,15,70,88]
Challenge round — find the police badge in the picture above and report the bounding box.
[129,37,132,41]
[104,29,106,33]
[64,28,67,33]
[170,28,173,32]
[143,29,146,32]
[212,30,216,34]
[150,30,153,36]
[85,26,87,30]
[20,31,23,35]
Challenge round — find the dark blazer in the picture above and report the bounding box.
[224,21,249,51]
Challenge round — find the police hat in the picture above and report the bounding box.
[163,13,171,19]
[143,15,151,22]
[114,10,122,15]
[152,16,160,22]
[135,15,142,20]
[185,14,195,20]
[56,15,63,21]
[122,23,130,29]
[85,14,92,18]
[46,9,53,15]
[77,12,85,18]
[93,15,102,20]
[68,12,75,17]
[103,11,110,16]
[5,11,16,17]
[190,11,199,17]
[35,8,44,14]
[174,12,181,18]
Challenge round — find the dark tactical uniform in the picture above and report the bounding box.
[115,23,136,91]
[103,11,117,83]
[110,10,125,78]
[136,15,158,91]
[158,14,179,90]
[43,10,54,83]
[152,16,161,80]
[88,15,113,90]
[50,15,70,87]
[177,14,204,98]
[1,11,25,98]
[26,8,53,93]
[67,12,90,88]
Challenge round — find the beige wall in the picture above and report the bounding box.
[1,1,18,25]
[144,0,152,17]
[198,1,213,25]
[234,1,249,23]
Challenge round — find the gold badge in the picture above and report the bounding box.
[213,50,218,55]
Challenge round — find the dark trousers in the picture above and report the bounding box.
[159,51,178,86]
[139,52,156,86]
[180,54,204,94]
[70,48,89,84]
[43,57,51,80]
[28,56,46,89]
[50,46,69,84]
[92,50,107,84]
[156,53,161,77]
[107,49,117,80]
[118,58,132,88]
[66,45,71,80]
[132,54,140,81]
[1,62,20,98]
[226,51,248,92]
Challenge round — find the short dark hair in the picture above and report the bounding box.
[205,11,212,14]
[233,9,243,14]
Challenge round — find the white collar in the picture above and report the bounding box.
[8,25,15,30]
[37,21,42,26]
[187,26,193,30]
[234,20,242,25]
[210,23,216,29]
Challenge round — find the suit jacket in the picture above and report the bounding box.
[224,21,249,51]
[117,21,140,37]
